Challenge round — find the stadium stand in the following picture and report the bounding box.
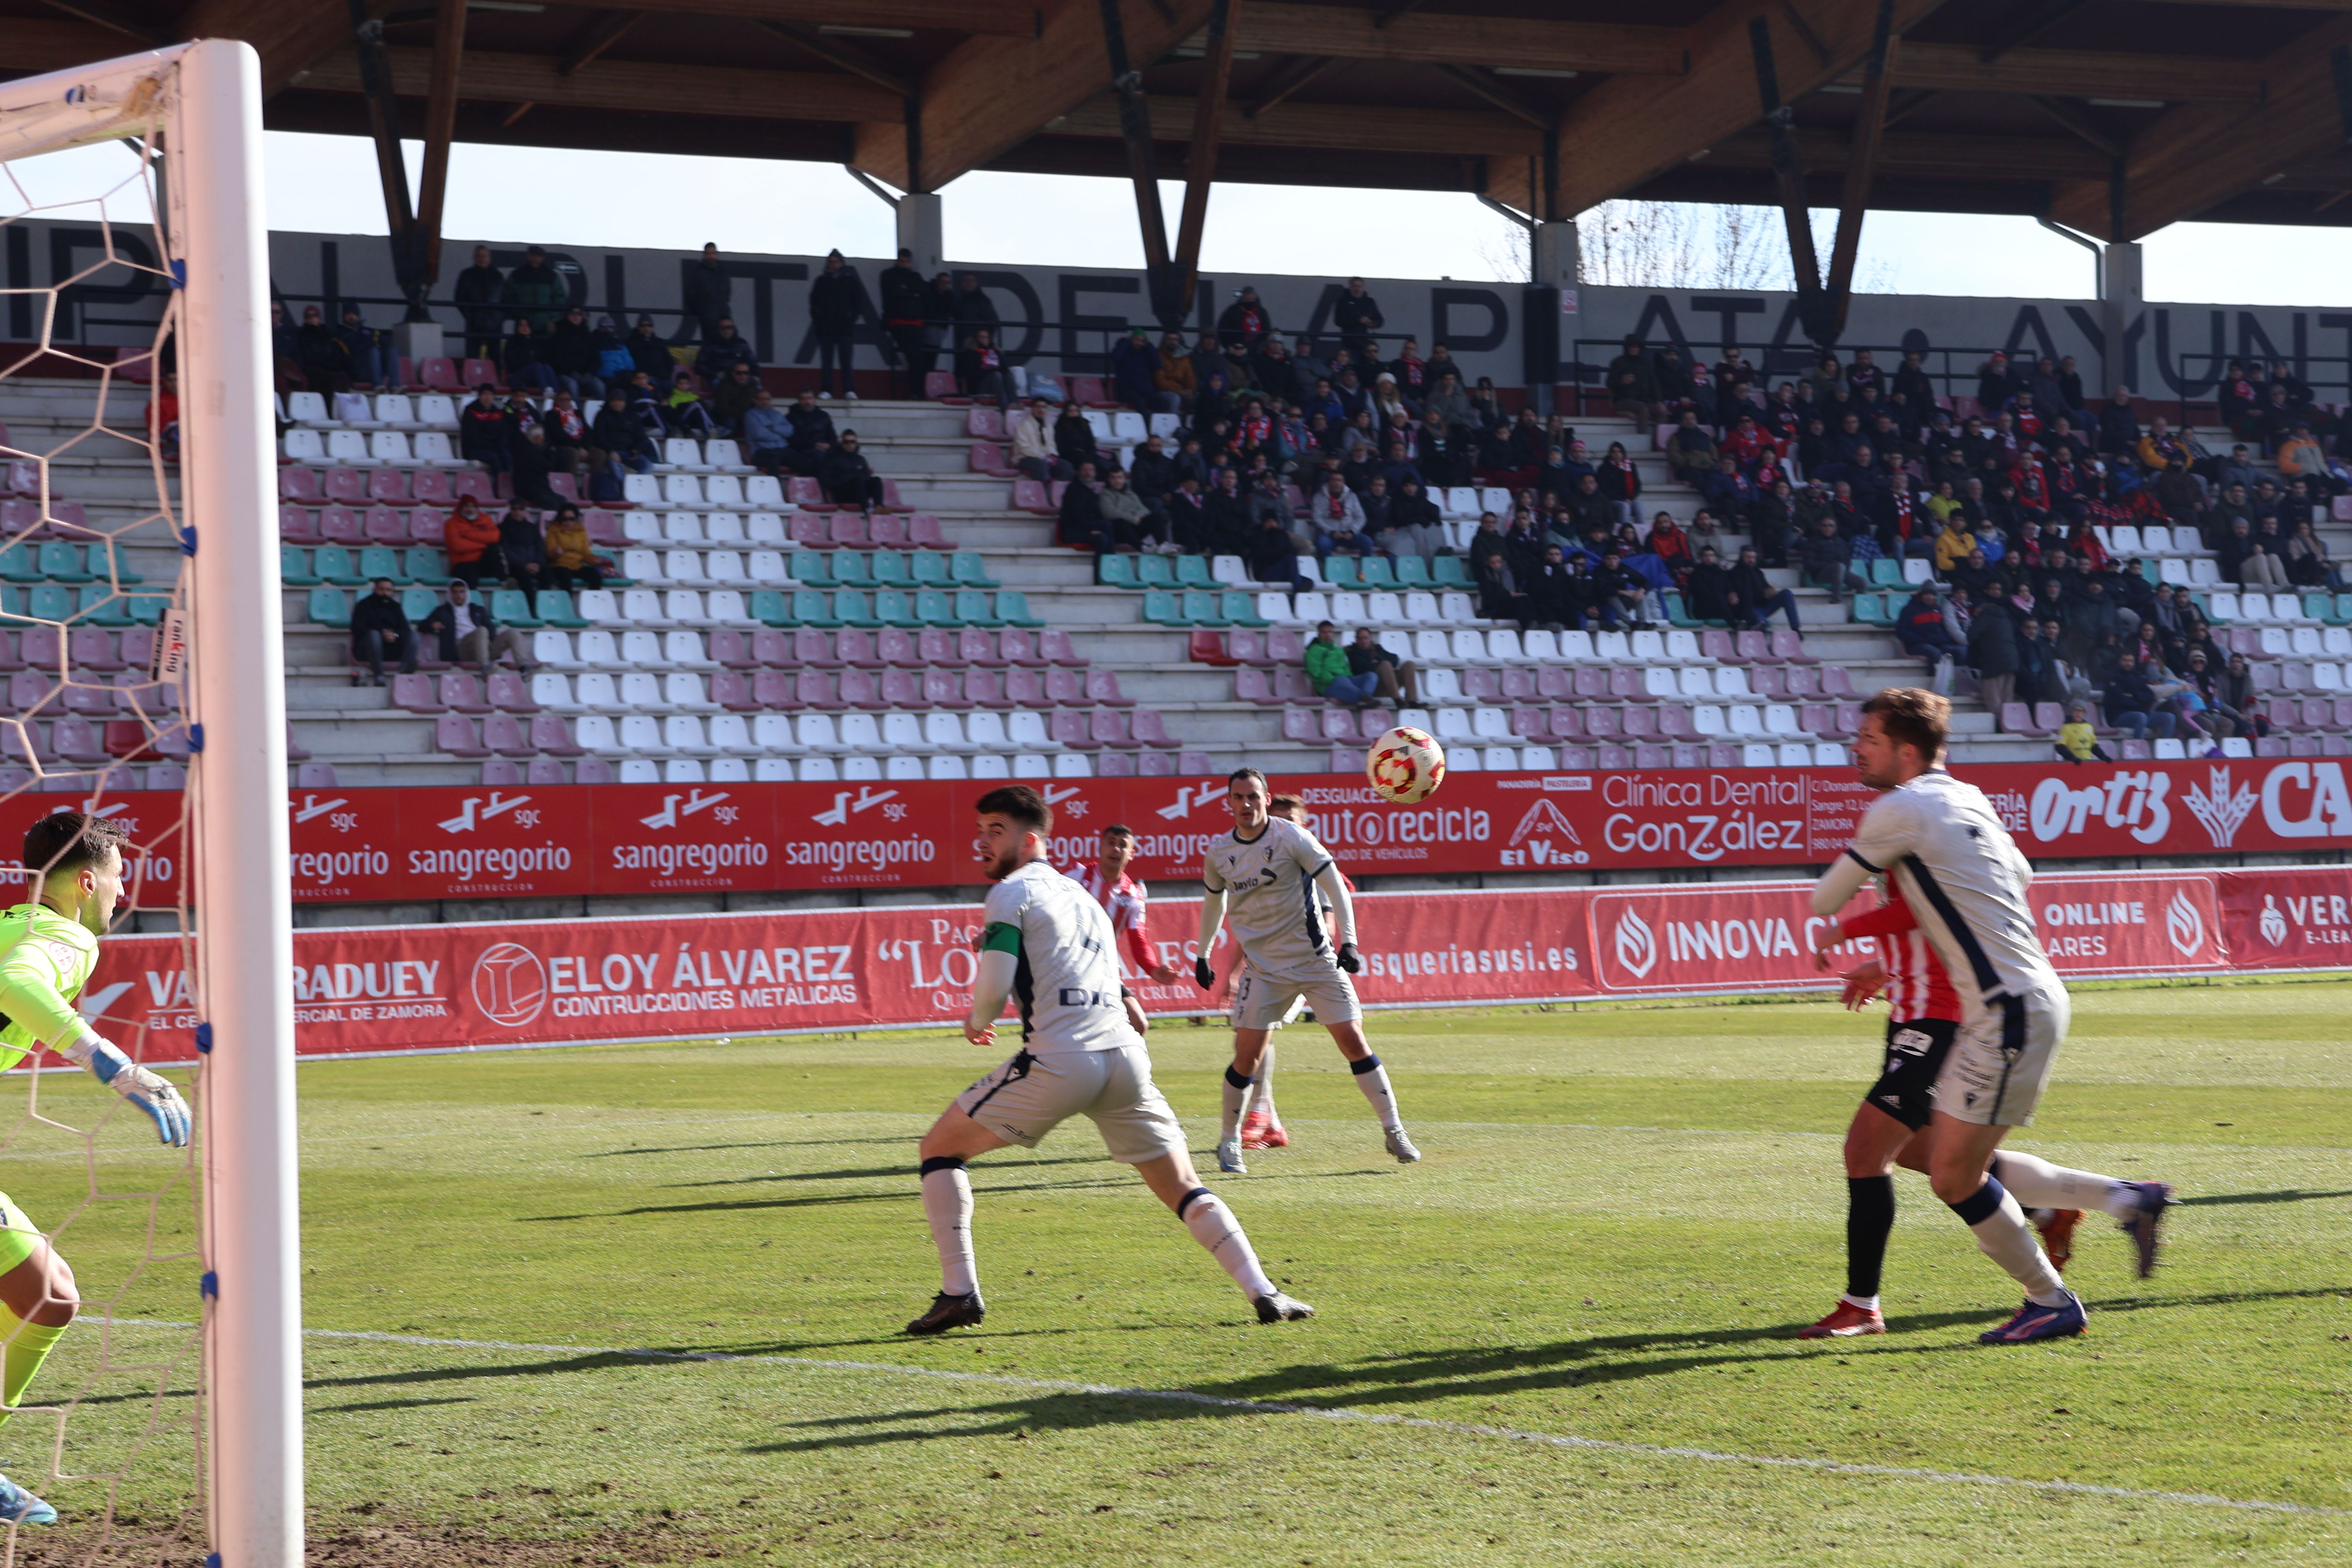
[3,298,2349,786]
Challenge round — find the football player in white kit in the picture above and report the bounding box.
[904,786,1314,1334]
[1811,691,2175,1344]
[1196,768,1419,1174]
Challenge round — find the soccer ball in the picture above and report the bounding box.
[1366,726,1445,805]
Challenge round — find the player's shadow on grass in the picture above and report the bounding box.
[745,1391,1265,1454]
[312,1395,478,1414]
[582,1136,913,1159]
[520,1176,1137,1222]
[659,1154,1115,1189]
[2178,1189,2352,1207]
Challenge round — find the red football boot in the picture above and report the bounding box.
[2036,1208,2082,1272]
[1797,1300,1887,1339]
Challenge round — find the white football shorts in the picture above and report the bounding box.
[1231,963,1361,1034]
[954,1042,1186,1164]
[1933,982,2069,1127]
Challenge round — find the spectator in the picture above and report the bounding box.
[1246,507,1308,590]
[2278,424,2330,484]
[624,314,672,382]
[708,360,760,436]
[1932,513,1976,574]
[2212,651,2267,740]
[510,421,561,508]
[501,318,556,394]
[1726,544,1800,629]
[1347,626,1418,705]
[808,249,866,400]
[1587,547,1648,629]
[453,244,505,361]
[953,272,999,341]
[442,497,505,587]
[2287,517,2342,591]
[1219,285,1272,350]
[1664,410,1716,485]
[144,370,179,463]
[590,391,655,481]
[1528,543,1585,627]
[1335,277,1384,366]
[2054,702,2109,764]
[1149,330,1196,411]
[544,304,602,403]
[1605,336,1662,432]
[782,388,837,474]
[1111,327,1169,414]
[348,577,416,686]
[1967,586,2021,722]
[500,246,567,334]
[1894,585,1962,666]
[1380,477,1444,561]
[1203,468,1254,556]
[334,306,391,390]
[458,386,514,475]
[1095,467,1153,552]
[1799,516,1866,603]
[541,388,588,475]
[878,247,928,397]
[1304,621,1377,706]
[497,505,549,596]
[1129,433,1175,515]
[663,370,718,440]
[2103,649,2176,740]
[820,429,883,511]
[1305,472,1365,544]
[590,316,633,390]
[742,388,791,470]
[957,326,1009,406]
[420,580,531,676]
[682,242,730,341]
[693,318,757,387]
[541,504,610,593]
[1684,545,1735,622]
[1054,402,1102,475]
[269,301,302,394]
[1164,475,1209,553]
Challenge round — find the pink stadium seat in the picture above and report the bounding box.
[483,710,532,759]
[1512,705,1548,740]
[1001,627,1043,666]
[1799,702,1838,739]
[529,714,582,756]
[320,508,366,547]
[1699,629,1741,664]
[752,670,797,710]
[1085,670,1132,707]
[2257,737,2293,757]
[1264,628,1303,665]
[1534,666,1573,701]
[460,358,497,388]
[322,468,367,505]
[868,514,908,546]
[411,470,456,508]
[1274,666,1315,702]
[876,479,911,514]
[960,627,1002,666]
[1040,629,1083,667]
[546,472,581,505]
[1500,668,1538,702]
[708,628,752,669]
[795,668,842,709]
[787,477,828,511]
[1067,375,1109,407]
[278,505,323,545]
[1733,630,1773,664]
[277,468,323,503]
[1236,666,1278,704]
[1004,666,1047,706]
[965,407,1007,440]
[788,514,828,550]
[1050,709,1093,749]
[438,671,491,714]
[451,472,494,505]
[1657,706,1695,740]
[1011,480,1054,515]
[1177,749,1212,775]
[1749,666,1788,700]
[1621,706,1658,740]
[435,712,488,757]
[390,673,444,714]
[420,358,459,390]
[1190,629,1231,665]
[1546,707,1584,741]
[879,668,924,707]
[1833,701,1863,736]
[829,515,871,549]
[924,370,960,401]
[1772,630,1815,664]
[1607,668,1650,702]
[1140,750,1175,777]
[1594,743,1631,770]
[1820,667,1857,699]
[907,514,948,549]
[1555,744,1595,769]
[1998,702,2031,735]
[964,668,1006,708]
[1584,707,1621,741]
[1358,709,1394,742]
[1571,667,1608,701]
[1281,708,1319,744]
[795,627,839,666]
[1633,743,1671,769]
[1463,668,1503,702]
[1045,668,1087,706]
[1096,751,1137,778]
[924,669,966,708]
[573,755,613,784]
[487,671,538,713]
[1783,666,1821,699]
[363,506,411,546]
[837,667,880,707]
[365,468,411,504]
[750,628,794,668]
[837,628,880,668]
[1130,710,1173,747]
[869,627,913,666]
[521,756,565,784]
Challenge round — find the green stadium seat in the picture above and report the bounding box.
[489,589,541,628]
[1359,557,1397,589]
[534,590,589,629]
[830,549,872,588]
[950,550,998,588]
[25,584,74,622]
[1174,554,1214,590]
[280,545,319,587]
[1180,589,1228,628]
[2331,592,2352,626]
[357,546,405,584]
[1141,589,1187,626]
[312,545,365,587]
[2308,591,2346,626]
[1322,556,1360,588]
[751,589,795,627]
[36,542,92,584]
[403,546,447,583]
[833,589,883,629]
[1136,554,1177,590]
[85,542,139,585]
[124,592,169,626]
[1850,592,1890,626]
[1433,555,1470,587]
[791,589,837,627]
[909,550,951,588]
[0,543,42,585]
[307,587,351,628]
[788,550,833,588]
[2139,558,2162,585]
[869,550,911,588]
[2190,591,2218,622]
[1663,590,1706,629]
[872,588,923,628]
[1395,556,1432,588]
[956,589,1004,628]
[401,586,438,622]
[913,588,959,627]
[1220,591,1269,628]
[1098,554,1139,588]
[1869,558,1906,589]
[994,590,1044,628]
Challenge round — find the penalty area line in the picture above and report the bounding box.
[105,1316,2344,1518]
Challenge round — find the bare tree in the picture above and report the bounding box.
[1575,201,1856,292]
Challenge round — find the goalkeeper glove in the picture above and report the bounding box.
[62,1034,190,1148]
[1336,942,1361,975]
[1194,955,1215,991]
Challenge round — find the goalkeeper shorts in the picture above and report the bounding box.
[0,1193,44,1277]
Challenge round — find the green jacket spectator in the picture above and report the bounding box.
[500,247,568,332]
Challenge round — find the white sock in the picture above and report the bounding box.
[1993,1151,2140,1220]
[1839,1292,1880,1313]
[1178,1189,1276,1300]
[920,1161,976,1296]
[1248,1043,1277,1116]
[1220,1066,1249,1142]
[1350,1053,1401,1130]
[1950,1177,2069,1307]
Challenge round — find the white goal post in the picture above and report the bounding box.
[0,38,302,1568]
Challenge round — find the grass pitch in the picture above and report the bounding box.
[15,976,2352,1565]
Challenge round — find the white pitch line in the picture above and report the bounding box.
[102,1317,2348,1519]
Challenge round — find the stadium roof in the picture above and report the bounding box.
[5,0,2352,248]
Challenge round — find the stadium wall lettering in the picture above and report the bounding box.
[71,865,2343,1064]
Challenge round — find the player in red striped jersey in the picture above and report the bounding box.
[1065,824,1180,987]
[1799,879,2079,1338]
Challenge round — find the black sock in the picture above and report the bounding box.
[1846,1174,1896,1300]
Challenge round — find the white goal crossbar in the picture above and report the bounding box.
[1,39,301,1568]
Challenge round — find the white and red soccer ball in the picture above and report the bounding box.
[1365,725,1445,805]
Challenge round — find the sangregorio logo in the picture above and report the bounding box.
[1614,909,1657,979]
[2163,889,2207,958]
[471,942,547,1028]
[2260,894,2288,947]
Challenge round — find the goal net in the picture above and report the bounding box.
[0,40,299,1567]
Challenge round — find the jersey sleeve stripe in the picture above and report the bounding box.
[1900,858,2002,997]
[1844,847,1881,873]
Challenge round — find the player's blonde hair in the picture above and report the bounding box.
[1860,687,1950,761]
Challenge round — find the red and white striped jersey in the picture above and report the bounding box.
[1839,880,1960,1023]
[1064,860,1159,974]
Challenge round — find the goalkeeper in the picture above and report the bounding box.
[0,813,189,1528]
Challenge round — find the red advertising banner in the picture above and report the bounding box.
[258,757,2352,904]
[72,866,2329,1067]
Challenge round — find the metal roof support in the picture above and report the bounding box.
[1172,0,1237,318]
[1748,14,1831,348]
[342,0,428,320]
[1821,0,1896,340]
[1100,0,1183,326]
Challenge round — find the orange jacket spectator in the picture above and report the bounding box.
[444,500,501,565]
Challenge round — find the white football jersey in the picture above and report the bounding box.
[1844,769,2057,1016]
[1202,815,1339,982]
[980,860,1136,1056]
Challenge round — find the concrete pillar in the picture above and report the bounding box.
[897,192,945,277]
[2099,240,2143,398]
[1532,218,1579,289]
[392,319,444,365]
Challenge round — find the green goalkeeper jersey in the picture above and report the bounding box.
[0,903,98,1071]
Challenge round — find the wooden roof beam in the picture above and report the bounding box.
[1871,41,2264,103]
[301,44,904,121]
[2047,14,2352,238]
[537,0,1040,33]
[1051,93,1540,156]
[1233,4,1681,74]
[176,0,358,95]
